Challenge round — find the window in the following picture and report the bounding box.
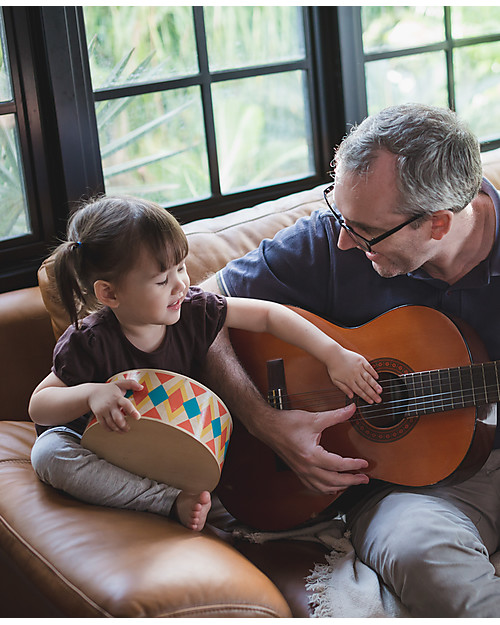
[2,7,499,294]
[82,6,320,217]
[0,8,55,292]
[339,6,500,149]
[0,7,340,293]
[0,15,30,244]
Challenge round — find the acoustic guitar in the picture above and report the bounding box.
[217,305,497,531]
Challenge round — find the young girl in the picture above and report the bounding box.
[29,195,381,531]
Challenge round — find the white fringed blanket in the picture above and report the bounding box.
[233,518,410,618]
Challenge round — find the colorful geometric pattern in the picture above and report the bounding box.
[86,369,232,471]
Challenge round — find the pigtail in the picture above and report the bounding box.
[52,240,87,330]
[48,194,189,332]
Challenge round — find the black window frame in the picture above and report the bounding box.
[0,6,345,294]
[0,8,56,292]
[83,6,341,223]
[338,6,500,152]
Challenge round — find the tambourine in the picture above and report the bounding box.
[81,369,232,492]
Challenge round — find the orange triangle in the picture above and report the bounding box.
[206,438,216,454]
[177,419,195,435]
[141,407,162,421]
[201,406,213,429]
[191,383,206,398]
[156,372,175,385]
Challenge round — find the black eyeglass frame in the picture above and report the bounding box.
[323,183,422,253]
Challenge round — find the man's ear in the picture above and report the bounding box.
[430,210,453,240]
[94,280,119,308]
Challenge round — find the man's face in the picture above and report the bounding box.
[333,150,432,278]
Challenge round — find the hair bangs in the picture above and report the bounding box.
[136,204,188,273]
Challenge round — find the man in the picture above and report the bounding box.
[201,104,500,616]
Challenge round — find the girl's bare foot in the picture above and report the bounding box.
[173,490,211,531]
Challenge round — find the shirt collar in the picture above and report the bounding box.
[408,178,500,287]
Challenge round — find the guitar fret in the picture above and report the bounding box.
[408,372,424,417]
[471,363,487,406]
[438,368,453,410]
[448,366,463,410]
[445,368,454,410]
[483,362,500,404]
[404,360,500,416]
[422,371,434,414]
[459,365,474,408]
[407,374,417,418]
[428,370,442,412]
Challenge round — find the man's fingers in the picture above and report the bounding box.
[315,402,357,430]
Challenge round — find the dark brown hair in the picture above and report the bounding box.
[52,195,188,328]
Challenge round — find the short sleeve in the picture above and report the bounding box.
[216,210,334,316]
[52,323,102,387]
[180,287,227,360]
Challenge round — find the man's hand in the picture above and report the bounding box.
[253,401,369,493]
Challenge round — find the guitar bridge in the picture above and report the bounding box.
[266,359,291,473]
[267,359,289,410]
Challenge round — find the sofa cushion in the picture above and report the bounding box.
[482,148,500,190]
[183,185,325,285]
[0,421,291,618]
[0,288,54,421]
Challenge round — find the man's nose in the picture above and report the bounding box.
[337,227,358,251]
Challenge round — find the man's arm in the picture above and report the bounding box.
[200,274,369,494]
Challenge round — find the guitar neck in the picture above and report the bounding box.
[404,360,500,416]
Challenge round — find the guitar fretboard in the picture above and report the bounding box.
[403,360,500,417]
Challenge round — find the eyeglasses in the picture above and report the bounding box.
[323,183,422,253]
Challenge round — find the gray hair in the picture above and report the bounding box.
[334,104,483,217]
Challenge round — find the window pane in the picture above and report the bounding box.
[84,6,198,90]
[95,89,210,205]
[362,6,445,54]
[0,114,30,241]
[451,7,500,39]
[212,71,313,194]
[205,6,305,71]
[454,42,500,141]
[366,51,448,114]
[0,13,12,101]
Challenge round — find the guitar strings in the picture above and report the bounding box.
[269,380,499,421]
[272,374,500,404]
[279,383,498,408]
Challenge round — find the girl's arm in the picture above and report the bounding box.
[29,372,143,432]
[224,298,381,404]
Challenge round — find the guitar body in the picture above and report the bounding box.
[218,305,497,530]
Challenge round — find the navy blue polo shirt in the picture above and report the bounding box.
[217,178,500,441]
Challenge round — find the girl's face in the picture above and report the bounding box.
[112,249,190,329]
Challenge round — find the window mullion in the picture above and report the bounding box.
[40,7,103,207]
[192,6,221,198]
[337,6,368,126]
[444,7,456,111]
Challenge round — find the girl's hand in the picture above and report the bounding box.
[88,379,143,433]
[327,348,382,404]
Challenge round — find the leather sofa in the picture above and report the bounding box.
[1,151,499,617]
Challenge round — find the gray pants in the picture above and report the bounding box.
[348,448,500,617]
[31,429,180,517]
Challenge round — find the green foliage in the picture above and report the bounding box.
[83,6,310,206]
[0,117,29,242]
[362,6,500,142]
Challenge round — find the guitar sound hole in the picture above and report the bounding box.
[359,372,409,429]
